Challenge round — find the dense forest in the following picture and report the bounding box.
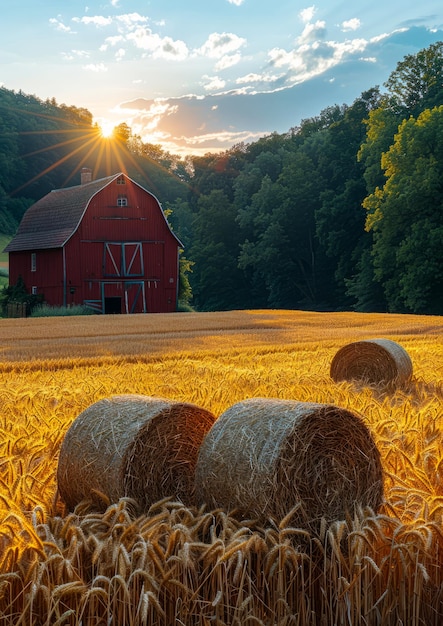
[1,42,443,315]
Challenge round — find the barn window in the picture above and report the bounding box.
[31,252,36,272]
[116,175,126,185]
[31,286,38,295]
[117,195,128,207]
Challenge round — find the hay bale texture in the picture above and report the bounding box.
[195,398,383,528]
[57,394,216,511]
[330,338,412,387]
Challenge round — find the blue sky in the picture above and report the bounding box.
[2,0,443,156]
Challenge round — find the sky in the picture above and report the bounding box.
[2,1,443,157]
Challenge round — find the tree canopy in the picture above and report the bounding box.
[364,106,443,313]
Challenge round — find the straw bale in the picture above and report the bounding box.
[57,394,216,512]
[195,398,383,529]
[330,338,412,387]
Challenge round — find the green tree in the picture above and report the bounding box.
[384,41,443,117]
[190,190,247,310]
[113,122,132,144]
[363,106,443,313]
[178,252,194,307]
[237,174,285,307]
[357,105,401,194]
[314,91,381,306]
[237,151,330,309]
[0,275,43,315]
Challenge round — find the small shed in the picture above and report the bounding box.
[4,169,182,314]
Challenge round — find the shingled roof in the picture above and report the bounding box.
[4,174,119,252]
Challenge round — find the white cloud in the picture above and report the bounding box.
[72,15,113,27]
[138,102,178,131]
[100,35,124,51]
[215,53,242,71]
[49,18,73,34]
[114,101,179,144]
[370,32,393,43]
[127,27,189,60]
[178,129,267,156]
[227,0,245,5]
[202,75,226,91]
[115,48,126,61]
[158,37,189,60]
[61,49,90,60]
[83,63,108,72]
[268,37,368,83]
[236,72,262,84]
[298,20,327,44]
[342,18,361,32]
[236,72,281,84]
[197,32,246,59]
[300,6,316,23]
[116,13,149,30]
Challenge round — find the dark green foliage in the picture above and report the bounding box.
[384,41,443,117]
[189,189,249,310]
[184,43,443,313]
[178,252,194,306]
[0,275,43,316]
[364,106,443,313]
[345,244,387,312]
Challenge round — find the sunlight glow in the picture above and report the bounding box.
[99,120,115,139]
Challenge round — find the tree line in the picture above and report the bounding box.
[170,41,443,314]
[1,42,443,314]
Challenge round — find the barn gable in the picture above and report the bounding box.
[5,171,183,314]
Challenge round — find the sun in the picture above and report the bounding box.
[98,120,115,139]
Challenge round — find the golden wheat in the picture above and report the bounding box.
[1,310,443,624]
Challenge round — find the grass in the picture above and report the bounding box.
[30,304,95,317]
[0,234,9,289]
[0,234,10,266]
[1,309,443,624]
[0,267,8,289]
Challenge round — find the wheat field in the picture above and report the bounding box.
[1,309,443,625]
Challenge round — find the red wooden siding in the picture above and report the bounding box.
[8,249,64,305]
[6,174,181,314]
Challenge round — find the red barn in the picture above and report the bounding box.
[5,169,182,314]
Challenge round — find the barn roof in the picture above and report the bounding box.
[4,174,119,252]
[4,172,182,252]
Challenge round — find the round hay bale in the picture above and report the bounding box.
[57,394,216,512]
[195,398,383,529]
[330,338,412,387]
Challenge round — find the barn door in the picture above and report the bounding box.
[123,243,143,276]
[104,243,143,277]
[124,281,146,313]
[104,243,122,276]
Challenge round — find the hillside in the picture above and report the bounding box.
[0,87,189,235]
[0,234,10,265]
